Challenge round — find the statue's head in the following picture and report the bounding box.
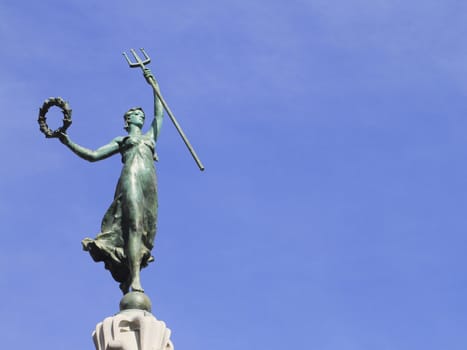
[123,107,145,131]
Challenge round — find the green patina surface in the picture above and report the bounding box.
[55,68,162,294]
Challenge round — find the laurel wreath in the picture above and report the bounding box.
[38,97,73,138]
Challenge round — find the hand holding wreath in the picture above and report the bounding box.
[37,97,72,138]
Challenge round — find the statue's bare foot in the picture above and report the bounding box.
[131,284,144,293]
[131,278,144,293]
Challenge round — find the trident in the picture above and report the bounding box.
[123,48,205,171]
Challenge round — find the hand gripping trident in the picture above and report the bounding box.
[123,48,205,171]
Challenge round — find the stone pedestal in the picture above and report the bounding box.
[92,293,174,350]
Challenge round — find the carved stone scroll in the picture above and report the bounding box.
[93,310,174,350]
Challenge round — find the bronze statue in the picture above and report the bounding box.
[60,68,161,294]
[38,49,204,295]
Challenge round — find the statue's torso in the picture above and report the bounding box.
[119,135,155,165]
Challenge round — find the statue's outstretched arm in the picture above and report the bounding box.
[143,68,163,142]
[59,134,121,162]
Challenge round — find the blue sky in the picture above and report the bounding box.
[1,0,467,349]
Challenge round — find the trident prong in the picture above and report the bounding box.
[139,48,151,62]
[122,48,151,68]
[122,48,205,171]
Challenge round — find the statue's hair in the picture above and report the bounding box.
[123,107,145,131]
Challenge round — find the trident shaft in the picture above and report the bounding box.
[123,48,205,171]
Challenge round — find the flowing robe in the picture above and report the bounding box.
[82,134,157,289]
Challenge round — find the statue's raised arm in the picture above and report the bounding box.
[142,68,163,143]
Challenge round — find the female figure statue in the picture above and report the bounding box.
[58,69,162,294]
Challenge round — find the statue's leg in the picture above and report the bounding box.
[122,182,145,293]
[127,228,144,292]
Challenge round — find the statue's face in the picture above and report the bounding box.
[127,109,145,128]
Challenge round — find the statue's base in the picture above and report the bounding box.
[92,293,174,350]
